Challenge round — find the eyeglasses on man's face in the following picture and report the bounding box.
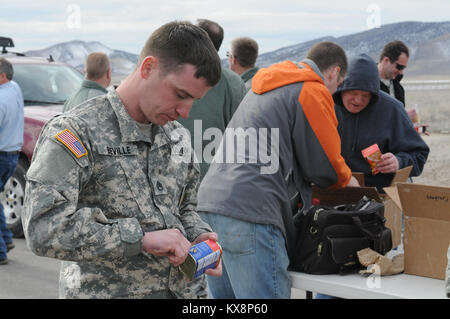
[226,51,236,58]
[388,57,407,71]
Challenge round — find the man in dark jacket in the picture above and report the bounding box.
[334,54,429,192]
[377,40,409,107]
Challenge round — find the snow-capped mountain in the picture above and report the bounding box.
[25,40,138,75]
[24,20,450,78]
[254,21,450,77]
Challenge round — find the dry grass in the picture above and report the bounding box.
[412,133,450,187]
[405,89,450,132]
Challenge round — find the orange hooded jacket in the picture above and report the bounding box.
[253,60,351,189]
[197,59,351,256]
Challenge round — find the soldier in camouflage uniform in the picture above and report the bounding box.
[22,21,222,299]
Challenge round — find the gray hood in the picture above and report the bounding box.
[333,53,380,107]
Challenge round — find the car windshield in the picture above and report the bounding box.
[13,64,83,105]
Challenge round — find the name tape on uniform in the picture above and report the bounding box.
[55,129,88,158]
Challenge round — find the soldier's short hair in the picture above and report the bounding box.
[231,37,259,68]
[306,41,347,78]
[85,52,110,80]
[138,20,221,87]
[0,57,13,80]
[379,40,409,63]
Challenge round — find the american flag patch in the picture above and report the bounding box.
[54,129,88,158]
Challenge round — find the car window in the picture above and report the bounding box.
[13,64,83,105]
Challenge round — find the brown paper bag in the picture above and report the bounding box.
[358,248,404,276]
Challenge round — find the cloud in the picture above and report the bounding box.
[2,0,450,56]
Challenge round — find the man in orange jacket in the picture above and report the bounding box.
[197,42,359,298]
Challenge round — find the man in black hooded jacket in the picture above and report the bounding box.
[333,54,429,192]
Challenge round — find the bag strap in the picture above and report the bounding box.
[351,216,379,239]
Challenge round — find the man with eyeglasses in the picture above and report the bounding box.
[377,40,409,107]
[178,19,247,181]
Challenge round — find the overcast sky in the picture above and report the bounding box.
[2,0,450,58]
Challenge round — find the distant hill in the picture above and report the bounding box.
[255,21,450,77]
[25,40,138,75]
[25,21,450,78]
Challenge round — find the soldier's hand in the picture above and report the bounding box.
[142,229,191,266]
[192,232,222,277]
[192,232,218,245]
[205,259,223,278]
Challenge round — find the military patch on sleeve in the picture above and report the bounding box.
[54,129,88,158]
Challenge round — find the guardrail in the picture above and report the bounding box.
[403,80,450,91]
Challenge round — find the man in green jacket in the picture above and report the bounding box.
[228,36,260,91]
[178,19,247,181]
[63,52,111,112]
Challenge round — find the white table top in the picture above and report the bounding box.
[289,271,447,299]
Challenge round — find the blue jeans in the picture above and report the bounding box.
[198,212,291,299]
[0,153,18,260]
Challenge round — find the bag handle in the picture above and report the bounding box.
[352,216,391,253]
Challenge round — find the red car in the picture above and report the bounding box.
[1,40,83,237]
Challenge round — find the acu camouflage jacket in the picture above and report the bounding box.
[23,90,212,298]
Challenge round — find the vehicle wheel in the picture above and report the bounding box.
[0,158,28,238]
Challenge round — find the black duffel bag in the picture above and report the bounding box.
[290,197,392,275]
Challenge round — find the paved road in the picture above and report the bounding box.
[0,238,60,299]
[0,238,306,299]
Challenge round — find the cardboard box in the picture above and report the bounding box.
[384,183,450,280]
[312,166,412,249]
